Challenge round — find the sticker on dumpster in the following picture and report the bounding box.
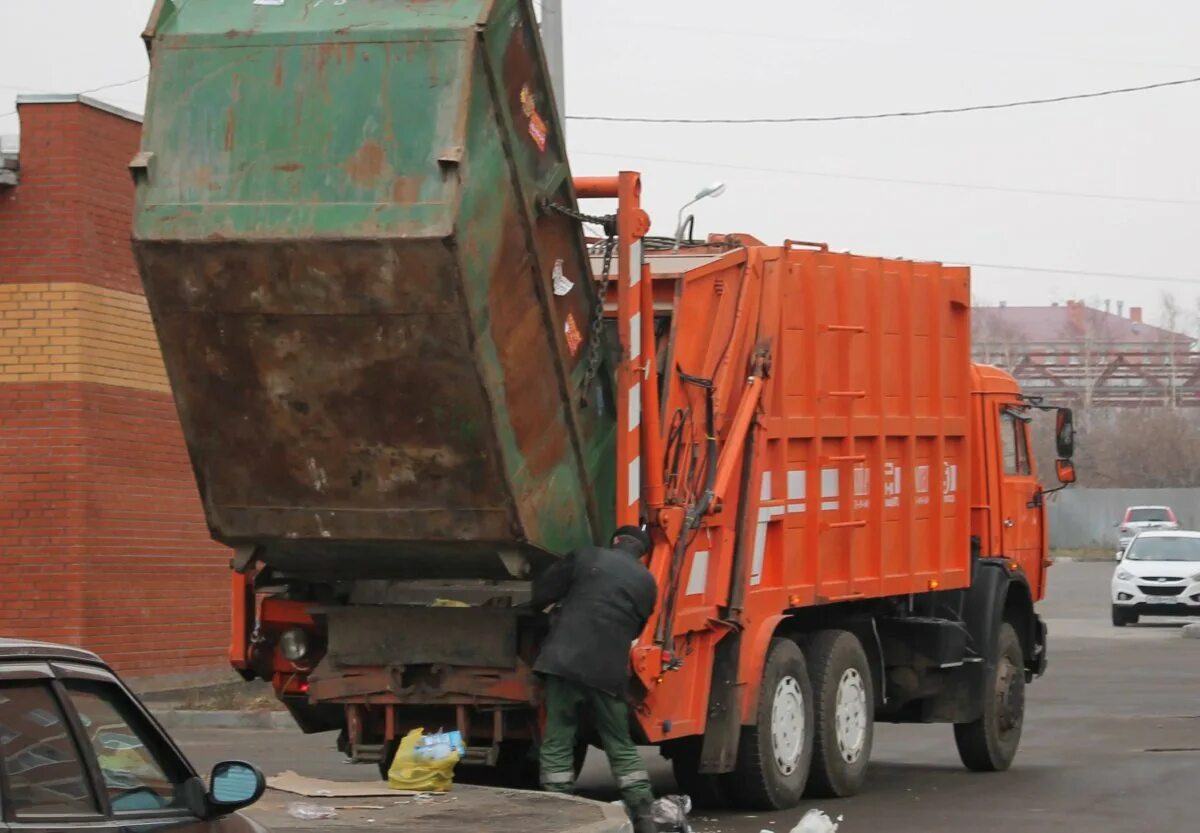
[552,259,575,296]
[564,313,583,356]
[520,85,549,152]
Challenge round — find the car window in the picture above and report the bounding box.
[1126,536,1200,562]
[1001,411,1031,476]
[0,681,99,818]
[1128,508,1171,523]
[62,679,189,814]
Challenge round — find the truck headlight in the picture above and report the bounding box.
[1116,570,1135,581]
[279,628,310,662]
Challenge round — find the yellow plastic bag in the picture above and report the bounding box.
[387,728,460,792]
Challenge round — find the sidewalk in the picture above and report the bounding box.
[164,724,639,833]
[247,785,629,833]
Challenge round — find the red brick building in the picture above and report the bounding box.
[0,95,230,683]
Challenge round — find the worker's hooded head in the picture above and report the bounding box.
[612,526,652,558]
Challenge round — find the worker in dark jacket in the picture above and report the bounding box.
[532,525,658,832]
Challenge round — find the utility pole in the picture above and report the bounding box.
[540,0,565,132]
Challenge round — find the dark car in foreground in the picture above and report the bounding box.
[0,638,268,831]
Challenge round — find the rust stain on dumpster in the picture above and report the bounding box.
[345,140,390,186]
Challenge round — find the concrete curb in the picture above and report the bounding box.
[152,709,295,731]
[487,788,632,833]
[1182,623,1200,639]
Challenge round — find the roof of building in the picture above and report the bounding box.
[974,302,1192,346]
[16,93,143,124]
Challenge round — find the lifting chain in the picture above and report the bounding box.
[541,199,617,407]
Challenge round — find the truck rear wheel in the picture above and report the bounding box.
[803,630,874,798]
[725,637,813,810]
[954,622,1024,772]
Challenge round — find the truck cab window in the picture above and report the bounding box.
[1001,411,1031,476]
[0,681,99,818]
[62,679,188,814]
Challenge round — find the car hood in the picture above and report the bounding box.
[1116,559,1200,579]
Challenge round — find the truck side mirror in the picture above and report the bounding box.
[1055,459,1076,485]
[1055,408,1075,459]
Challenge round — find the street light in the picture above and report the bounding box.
[673,181,727,251]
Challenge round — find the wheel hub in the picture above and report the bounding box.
[834,668,868,763]
[771,676,806,775]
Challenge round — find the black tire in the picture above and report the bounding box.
[725,638,814,810]
[667,738,735,810]
[803,630,875,798]
[954,622,1025,772]
[1111,605,1129,627]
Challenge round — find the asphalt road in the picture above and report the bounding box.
[173,560,1200,833]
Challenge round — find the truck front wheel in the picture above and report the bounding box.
[954,622,1025,772]
[803,630,874,798]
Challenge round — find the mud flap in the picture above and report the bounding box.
[698,631,743,774]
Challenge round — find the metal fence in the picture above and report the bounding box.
[1048,488,1200,550]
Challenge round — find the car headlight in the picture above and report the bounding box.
[1116,570,1135,581]
[279,628,310,662]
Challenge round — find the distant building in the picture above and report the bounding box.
[0,95,230,684]
[973,300,1199,408]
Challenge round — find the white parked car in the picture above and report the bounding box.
[1111,530,1200,626]
[1114,505,1180,559]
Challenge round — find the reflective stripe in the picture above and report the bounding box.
[541,770,575,784]
[617,771,650,787]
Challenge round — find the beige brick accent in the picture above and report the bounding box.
[0,283,168,392]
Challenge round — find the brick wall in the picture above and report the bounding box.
[0,98,230,682]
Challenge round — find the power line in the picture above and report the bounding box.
[0,74,148,119]
[958,262,1200,287]
[573,149,1200,207]
[77,74,148,97]
[567,75,1200,124]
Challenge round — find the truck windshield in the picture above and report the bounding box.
[1125,536,1200,562]
[1128,508,1171,523]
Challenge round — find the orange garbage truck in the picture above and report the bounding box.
[132,0,1076,810]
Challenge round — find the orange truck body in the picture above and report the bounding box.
[228,175,1070,808]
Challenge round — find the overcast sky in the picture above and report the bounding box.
[4,1,1199,329]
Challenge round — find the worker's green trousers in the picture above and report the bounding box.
[539,674,653,811]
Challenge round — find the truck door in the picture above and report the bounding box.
[999,408,1042,575]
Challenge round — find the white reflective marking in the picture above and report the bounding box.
[787,469,806,513]
[628,457,641,505]
[686,550,710,596]
[628,382,641,431]
[788,470,806,499]
[629,240,643,286]
[751,505,785,585]
[821,468,839,497]
[821,467,840,510]
[761,470,773,500]
[630,311,642,360]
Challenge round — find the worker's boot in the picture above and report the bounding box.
[627,798,657,833]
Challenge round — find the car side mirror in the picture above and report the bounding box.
[1055,459,1076,485]
[208,761,265,815]
[1055,408,1075,459]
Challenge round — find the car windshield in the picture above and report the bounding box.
[1125,536,1200,562]
[1128,508,1171,523]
